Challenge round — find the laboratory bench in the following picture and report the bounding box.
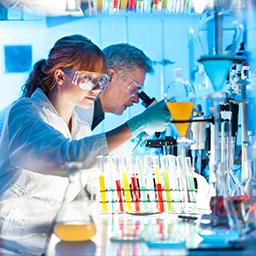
[1,212,256,255]
[46,212,256,256]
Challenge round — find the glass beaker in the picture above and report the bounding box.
[53,161,96,242]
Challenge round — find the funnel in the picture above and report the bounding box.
[198,55,243,92]
[197,54,244,198]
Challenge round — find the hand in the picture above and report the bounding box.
[127,100,170,137]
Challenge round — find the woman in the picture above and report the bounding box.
[0,35,170,240]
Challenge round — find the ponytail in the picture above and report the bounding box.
[22,59,55,97]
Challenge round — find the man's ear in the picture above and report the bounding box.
[107,68,115,81]
[54,69,65,85]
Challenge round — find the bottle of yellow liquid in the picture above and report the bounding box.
[54,162,96,242]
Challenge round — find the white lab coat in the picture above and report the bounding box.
[0,88,108,240]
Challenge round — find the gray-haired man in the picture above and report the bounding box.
[90,43,154,130]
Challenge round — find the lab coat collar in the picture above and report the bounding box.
[30,88,59,116]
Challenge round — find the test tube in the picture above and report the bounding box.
[106,156,116,212]
[130,156,140,213]
[120,156,133,213]
[135,156,149,213]
[111,156,123,213]
[185,157,197,213]
[176,156,189,213]
[154,158,164,213]
[127,0,135,10]
[97,156,108,214]
[97,0,103,12]
[136,0,143,12]
[144,155,158,213]
[120,0,127,10]
[168,155,182,213]
[160,155,173,213]
[143,0,151,12]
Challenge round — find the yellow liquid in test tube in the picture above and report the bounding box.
[120,0,127,10]
[54,222,96,241]
[97,0,102,12]
[99,175,108,213]
[123,171,132,213]
[166,102,194,137]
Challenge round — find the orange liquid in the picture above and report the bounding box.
[166,101,194,137]
[54,222,96,242]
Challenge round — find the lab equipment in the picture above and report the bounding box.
[97,154,208,215]
[190,106,207,175]
[165,68,195,137]
[53,162,96,242]
[146,239,186,249]
[138,90,160,138]
[98,156,108,214]
[198,55,243,229]
[138,91,156,108]
[164,67,196,213]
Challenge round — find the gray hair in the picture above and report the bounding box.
[103,43,153,76]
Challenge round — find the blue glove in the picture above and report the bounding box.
[126,100,170,137]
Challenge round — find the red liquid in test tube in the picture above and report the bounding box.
[157,183,164,212]
[113,0,119,9]
[115,180,124,213]
[131,176,140,212]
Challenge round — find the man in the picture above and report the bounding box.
[86,43,154,131]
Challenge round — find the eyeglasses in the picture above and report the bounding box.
[63,67,110,91]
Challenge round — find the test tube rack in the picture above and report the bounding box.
[98,154,201,214]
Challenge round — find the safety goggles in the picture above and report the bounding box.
[123,77,144,96]
[63,67,110,91]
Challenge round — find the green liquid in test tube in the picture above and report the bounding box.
[162,0,167,10]
[160,156,173,213]
[163,171,173,213]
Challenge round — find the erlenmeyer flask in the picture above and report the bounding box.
[53,161,96,242]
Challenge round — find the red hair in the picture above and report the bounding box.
[22,34,106,97]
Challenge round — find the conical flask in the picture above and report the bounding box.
[53,161,96,242]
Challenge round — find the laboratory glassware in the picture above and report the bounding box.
[198,55,238,193]
[53,161,96,242]
[98,156,109,214]
[164,67,196,171]
[198,54,244,230]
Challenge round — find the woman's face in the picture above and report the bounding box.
[60,66,109,109]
